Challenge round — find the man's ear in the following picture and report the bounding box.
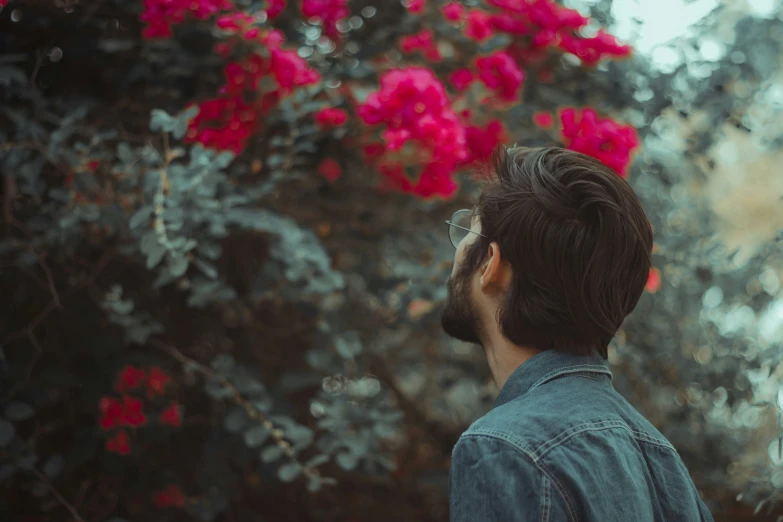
[479,242,507,291]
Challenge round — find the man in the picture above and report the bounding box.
[443,146,714,522]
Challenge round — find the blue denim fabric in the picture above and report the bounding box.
[449,349,715,522]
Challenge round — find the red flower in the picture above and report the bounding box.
[363,143,386,158]
[160,402,183,427]
[106,430,131,455]
[400,30,441,61]
[475,51,525,101]
[442,2,463,21]
[449,68,475,91]
[146,366,171,397]
[559,107,639,176]
[114,365,146,393]
[301,0,349,39]
[265,0,286,18]
[646,268,661,293]
[533,111,554,129]
[405,0,425,14]
[140,0,234,40]
[314,107,348,128]
[318,158,342,181]
[122,395,147,427]
[98,396,125,430]
[465,120,506,163]
[465,10,494,41]
[153,484,186,508]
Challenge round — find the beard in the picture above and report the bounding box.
[440,258,483,345]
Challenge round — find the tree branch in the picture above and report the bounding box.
[29,467,86,522]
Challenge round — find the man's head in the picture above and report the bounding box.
[441,146,654,359]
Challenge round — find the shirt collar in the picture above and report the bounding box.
[494,349,613,408]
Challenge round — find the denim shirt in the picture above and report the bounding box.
[449,349,715,522]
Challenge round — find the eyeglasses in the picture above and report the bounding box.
[445,209,488,249]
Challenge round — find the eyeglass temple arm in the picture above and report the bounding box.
[445,221,488,238]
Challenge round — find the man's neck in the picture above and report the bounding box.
[481,329,541,391]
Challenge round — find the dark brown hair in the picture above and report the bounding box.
[463,146,654,359]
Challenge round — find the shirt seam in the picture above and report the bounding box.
[460,433,580,522]
[529,365,613,392]
[541,473,552,522]
[466,421,676,459]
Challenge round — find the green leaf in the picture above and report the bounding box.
[306,476,323,493]
[336,451,359,471]
[0,419,14,446]
[304,454,329,468]
[261,445,285,463]
[4,402,34,421]
[43,455,64,478]
[277,462,303,482]
[210,354,235,374]
[129,206,153,230]
[222,407,248,434]
[204,378,234,399]
[193,258,218,279]
[243,425,271,448]
[168,255,189,277]
[149,109,174,133]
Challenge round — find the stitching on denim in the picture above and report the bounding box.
[574,373,609,382]
[541,473,551,522]
[466,422,676,458]
[529,365,613,392]
[461,433,579,522]
[530,421,676,459]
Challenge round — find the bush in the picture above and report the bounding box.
[2,0,783,520]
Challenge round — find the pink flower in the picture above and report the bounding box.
[185,97,258,154]
[559,107,639,176]
[318,158,342,181]
[265,0,286,18]
[153,484,186,508]
[465,120,506,163]
[301,0,349,39]
[442,2,463,21]
[559,30,632,65]
[533,111,554,128]
[315,107,348,127]
[270,49,321,92]
[115,365,146,393]
[646,267,661,293]
[465,10,494,41]
[140,0,234,40]
[359,67,470,198]
[475,51,525,101]
[146,366,171,397]
[106,430,131,455]
[405,0,425,13]
[449,68,475,91]
[160,402,183,427]
[400,30,442,61]
[98,396,125,430]
[122,395,147,428]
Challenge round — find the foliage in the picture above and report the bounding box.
[1,0,783,520]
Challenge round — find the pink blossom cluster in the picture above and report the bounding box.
[400,30,442,62]
[559,108,639,176]
[184,28,319,153]
[140,0,234,39]
[475,51,525,102]
[101,365,182,456]
[456,0,631,65]
[358,67,506,198]
[301,0,349,39]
